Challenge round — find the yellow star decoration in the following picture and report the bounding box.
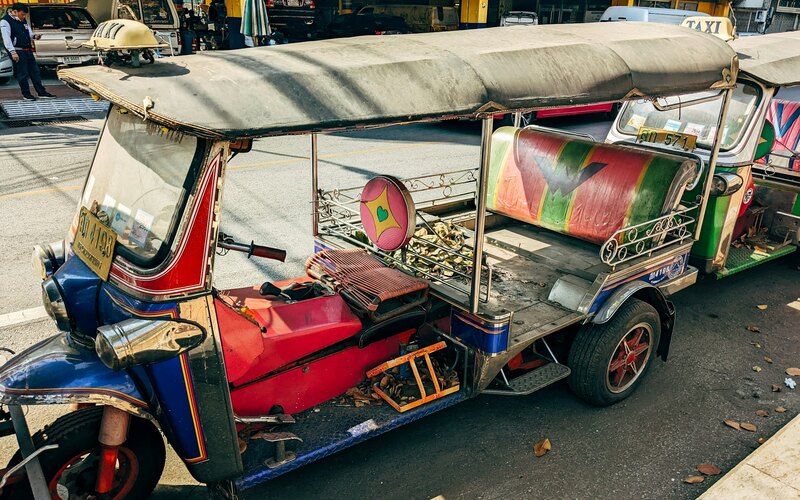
[362,186,400,240]
[758,135,769,146]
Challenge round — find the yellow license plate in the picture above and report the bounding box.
[74,207,116,280]
[636,127,697,152]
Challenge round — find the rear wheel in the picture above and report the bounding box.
[2,406,165,500]
[567,299,661,406]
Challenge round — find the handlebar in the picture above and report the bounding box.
[218,234,287,262]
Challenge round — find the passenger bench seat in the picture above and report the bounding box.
[487,127,697,245]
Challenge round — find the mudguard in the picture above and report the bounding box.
[0,333,151,418]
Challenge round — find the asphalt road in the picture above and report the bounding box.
[0,113,798,499]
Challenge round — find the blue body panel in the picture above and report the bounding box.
[236,391,467,489]
[589,253,689,314]
[451,310,509,354]
[0,333,147,408]
[53,255,102,335]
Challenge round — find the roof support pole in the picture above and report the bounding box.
[311,132,319,236]
[694,87,734,240]
[470,115,493,314]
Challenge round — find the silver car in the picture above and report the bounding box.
[27,4,98,67]
[0,50,11,84]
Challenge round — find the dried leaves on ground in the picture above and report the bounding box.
[772,384,782,392]
[775,406,787,413]
[756,410,769,417]
[697,463,722,476]
[753,365,762,373]
[740,422,758,432]
[786,367,800,376]
[757,304,768,310]
[724,419,741,430]
[683,476,705,484]
[533,438,551,457]
[747,325,761,333]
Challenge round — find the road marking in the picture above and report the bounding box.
[0,306,48,330]
[0,184,82,201]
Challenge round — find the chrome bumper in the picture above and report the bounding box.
[658,266,698,296]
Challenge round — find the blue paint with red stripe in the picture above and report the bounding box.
[451,310,509,354]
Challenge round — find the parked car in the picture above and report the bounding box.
[0,50,12,84]
[78,0,180,55]
[500,10,537,26]
[267,0,318,41]
[599,6,708,25]
[26,4,98,68]
[357,5,458,33]
[314,13,410,39]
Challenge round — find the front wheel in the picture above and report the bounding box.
[567,298,661,406]
[3,406,165,499]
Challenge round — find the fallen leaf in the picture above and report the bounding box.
[775,406,786,413]
[740,422,758,432]
[724,419,741,430]
[683,476,705,484]
[772,384,782,392]
[757,437,766,444]
[697,463,722,475]
[750,341,762,348]
[753,365,762,373]
[533,438,551,457]
[747,325,761,333]
[786,368,800,376]
[756,410,769,417]
[764,357,773,364]
[757,304,768,310]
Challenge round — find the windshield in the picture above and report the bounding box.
[117,0,175,25]
[617,83,761,150]
[80,109,201,264]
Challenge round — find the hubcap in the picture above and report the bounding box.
[49,447,138,500]
[606,323,653,394]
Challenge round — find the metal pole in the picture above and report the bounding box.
[471,116,493,313]
[9,404,50,500]
[311,133,319,236]
[694,87,734,240]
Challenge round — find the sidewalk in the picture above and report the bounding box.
[0,77,81,102]
[700,413,800,499]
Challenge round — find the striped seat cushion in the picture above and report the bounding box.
[487,127,697,245]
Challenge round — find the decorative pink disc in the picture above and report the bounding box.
[359,175,415,252]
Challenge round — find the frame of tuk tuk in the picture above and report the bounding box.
[2,22,749,499]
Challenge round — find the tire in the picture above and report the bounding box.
[2,406,165,500]
[567,298,661,406]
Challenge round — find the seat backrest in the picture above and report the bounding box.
[487,127,697,245]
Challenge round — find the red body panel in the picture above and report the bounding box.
[216,282,363,387]
[536,102,615,119]
[230,334,405,416]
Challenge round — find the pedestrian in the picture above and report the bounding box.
[1,4,55,101]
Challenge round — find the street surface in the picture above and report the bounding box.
[1,103,798,499]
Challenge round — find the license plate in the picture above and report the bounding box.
[636,127,697,152]
[60,56,82,65]
[73,207,116,280]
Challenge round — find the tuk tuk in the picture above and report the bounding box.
[607,30,800,277]
[0,23,738,498]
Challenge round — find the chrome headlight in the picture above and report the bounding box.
[32,240,66,281]
[709,173,744,197]
[95,319,206,371]
[42,278,70,332]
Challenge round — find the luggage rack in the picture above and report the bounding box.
[316,169,493,303]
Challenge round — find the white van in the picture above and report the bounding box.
[599,6,709,25]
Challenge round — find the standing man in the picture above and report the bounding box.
[1,4,55,101]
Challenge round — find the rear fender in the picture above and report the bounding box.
[0,333,153,421]
[592,282,675,361]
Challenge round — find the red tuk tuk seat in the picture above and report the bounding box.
[487,127,698,246]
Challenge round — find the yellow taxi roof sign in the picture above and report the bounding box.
[681,16,735,41]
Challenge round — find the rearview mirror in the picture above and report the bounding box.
[230,139,253,153]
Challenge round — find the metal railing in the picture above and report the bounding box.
[599,205,698,268]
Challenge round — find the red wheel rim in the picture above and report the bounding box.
[606,323,653,394]
[48,446,139,499]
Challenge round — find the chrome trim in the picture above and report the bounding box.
[658,266,698,296]
[31,240,65,281]
[0,389,156,422]
[710,172,744,196]
[41,278,70,332]
[0,444,58,490]
[95,318,206,370]
[471,116,493,313]
[593,281,663,325]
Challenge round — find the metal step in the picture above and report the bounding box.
[1,97,109,120]
[484,362,571,396]
[716,244,796,279]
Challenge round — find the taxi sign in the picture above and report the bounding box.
[637,127,697,152]
[681,17,735,42]
[73,206,116,280]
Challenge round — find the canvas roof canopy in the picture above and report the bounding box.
[731,31,800,87]
[59,22,738,139]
